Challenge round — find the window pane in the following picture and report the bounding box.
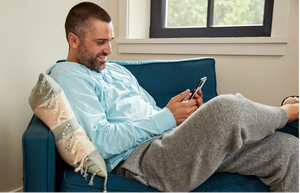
[166,0,208,28]
[150,0,273,38]
[213,0,265,27]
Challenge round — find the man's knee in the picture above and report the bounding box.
[204,94,242,120]
[208,94,244,109]
[211,94,239,103]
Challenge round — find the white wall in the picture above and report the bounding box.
[0,0,107,191]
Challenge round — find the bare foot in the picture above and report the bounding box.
[281,103,299,123]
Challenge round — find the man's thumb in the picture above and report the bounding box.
[174,89,190,102]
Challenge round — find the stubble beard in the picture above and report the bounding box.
[76,43,107,71]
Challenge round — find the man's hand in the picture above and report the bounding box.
[166,89,203,126]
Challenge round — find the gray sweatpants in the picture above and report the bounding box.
[112,94,299,192]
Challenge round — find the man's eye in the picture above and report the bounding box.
[97,41,105,45]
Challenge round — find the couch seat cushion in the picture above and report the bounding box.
[61,166,268,192]
[61,167,157,192]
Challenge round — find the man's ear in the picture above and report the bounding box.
[67,32,80,49]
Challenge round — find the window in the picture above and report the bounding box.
[150,0,274,38]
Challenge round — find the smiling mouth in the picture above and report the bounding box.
[98,55,107,62]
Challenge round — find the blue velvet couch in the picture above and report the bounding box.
[22,57,299,192]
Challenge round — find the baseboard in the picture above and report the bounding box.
[10,187,23,192]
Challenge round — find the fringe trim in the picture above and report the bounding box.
[61,118,108,191]
[73,156,108,192]
[83,163,95,180]
[38,75,46,93]
[74,156,88,172]
[46,94,55,108]
[43,88,53,102]
[62,124,70,140]
[65,132,74,151]
[89,170,99,185]
[103,175,108,193]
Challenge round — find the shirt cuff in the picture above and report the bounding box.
[152,107,176,133]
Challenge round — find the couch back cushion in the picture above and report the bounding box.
[109,58,217,108]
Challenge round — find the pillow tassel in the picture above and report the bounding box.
[46,94,55,108]
[103,175,108,193]
[74,156,88,173]
[87,170,108,192]
[62,124,70,140]
[43,88,53,102]
[83,163,95,179]
[89,170,98,185]
[65,132,74,151]
[38,75,46,93]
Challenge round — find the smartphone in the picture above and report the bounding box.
[189,77,207,99]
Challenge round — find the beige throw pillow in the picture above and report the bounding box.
[28,73,107,191]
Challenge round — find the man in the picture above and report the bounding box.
[49,2,299,192]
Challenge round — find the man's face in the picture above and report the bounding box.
[75,19,114,71]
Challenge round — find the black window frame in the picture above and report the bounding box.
[150,0,274,38]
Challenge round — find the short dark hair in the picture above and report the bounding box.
[65,2,111,40]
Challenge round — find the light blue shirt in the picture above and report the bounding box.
[47,62,176,172]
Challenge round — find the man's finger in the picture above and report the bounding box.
[197,89,203,98]
[183,92,191,101]
[173,89,190,102]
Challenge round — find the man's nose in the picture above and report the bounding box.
[103,42,113,55]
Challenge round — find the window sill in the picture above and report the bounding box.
[116,37,288,56]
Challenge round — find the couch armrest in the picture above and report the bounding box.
[22,115,57,192]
